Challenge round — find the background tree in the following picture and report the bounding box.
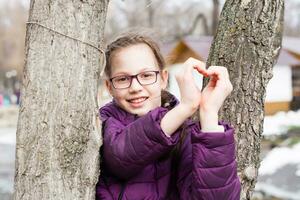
[105,0,300,41]
[284,0,300,36]
[211,0,220,35]
[13,0,108,199]
[206,0,284,199]
[104,0,216,41]
[0,2,28,90]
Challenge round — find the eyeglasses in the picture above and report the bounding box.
[110,70,160,89]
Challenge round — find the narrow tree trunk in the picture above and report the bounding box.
[13,0,109,199]
[146,0,155,27]
[211,0,220,36]
[207,0,284,199]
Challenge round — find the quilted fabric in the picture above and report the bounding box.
[96,92,241,200]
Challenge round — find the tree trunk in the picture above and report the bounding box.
[211,0,220,36]
[146,0,155,27]
[206,0,284,199]
[13,0,109,200]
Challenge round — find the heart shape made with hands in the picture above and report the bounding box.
[193,65,209,77]
[193,65,220,81]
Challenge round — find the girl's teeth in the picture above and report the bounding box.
[130,97,146,103]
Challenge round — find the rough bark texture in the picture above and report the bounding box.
[13,0,109,200]
[206,0,284,199]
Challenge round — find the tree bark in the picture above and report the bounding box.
[13,0,109,200]
[206,0,284,199]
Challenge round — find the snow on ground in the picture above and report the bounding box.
[0,107,18,194]
[259,143,300,176]
[255,182,300,200]
[256,109,300,199]
[263,109,300,136]
[0,128,16,145]
[0,105,19,128]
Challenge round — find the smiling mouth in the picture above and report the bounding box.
[127,97,148,104]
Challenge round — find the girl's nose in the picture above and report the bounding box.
[129,77,143,92]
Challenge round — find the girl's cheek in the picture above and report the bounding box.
[116,91,127,99]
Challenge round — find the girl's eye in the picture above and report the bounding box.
[115,76,129,83]
[140,72,155,79]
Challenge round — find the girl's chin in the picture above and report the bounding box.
[125,104,152,116]
[128,108,149,116]
[119,101,160,116]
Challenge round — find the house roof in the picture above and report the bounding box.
[182,36,213,61]
[160,41,177,57]
[163,36,300,66]
[277,49,300,66]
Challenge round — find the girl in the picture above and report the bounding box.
[96,32,241,200]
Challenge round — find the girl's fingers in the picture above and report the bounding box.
[207,66,229,79]
[176,58,206,87]
[193,65,209,77]
[197,66,228,81]
[206,66,233,92]
[195,65,232,89]
[184,58,206,76]
[194,66,222,87]
[176,58,206,90]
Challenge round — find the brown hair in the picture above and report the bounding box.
[104,31,166,77]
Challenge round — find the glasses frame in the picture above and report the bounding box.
[110,70,160,89]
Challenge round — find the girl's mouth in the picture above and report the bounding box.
[127,97,148,107]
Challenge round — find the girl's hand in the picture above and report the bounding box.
[194,65,233,114]
[174,57,232,132]
[174,58,205,115]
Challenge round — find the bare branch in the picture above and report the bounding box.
[181,13,210,37]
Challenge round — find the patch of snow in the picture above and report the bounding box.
[263,109,300,136]
[0,128,16,145]
[259,143,300,176]
[255,183,300,200]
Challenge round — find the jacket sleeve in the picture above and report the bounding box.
[177,121,241,200]
[100,107,180,180]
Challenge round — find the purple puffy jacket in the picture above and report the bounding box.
[96,92,241,200]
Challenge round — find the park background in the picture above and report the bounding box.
[0,0,300,199]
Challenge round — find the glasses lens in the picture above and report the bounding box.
[112,75,130,89]
[138,71,157,85]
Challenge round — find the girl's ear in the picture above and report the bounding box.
[105,80,113,96]
[160,69,169,90]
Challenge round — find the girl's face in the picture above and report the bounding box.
[106,43,168,116]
